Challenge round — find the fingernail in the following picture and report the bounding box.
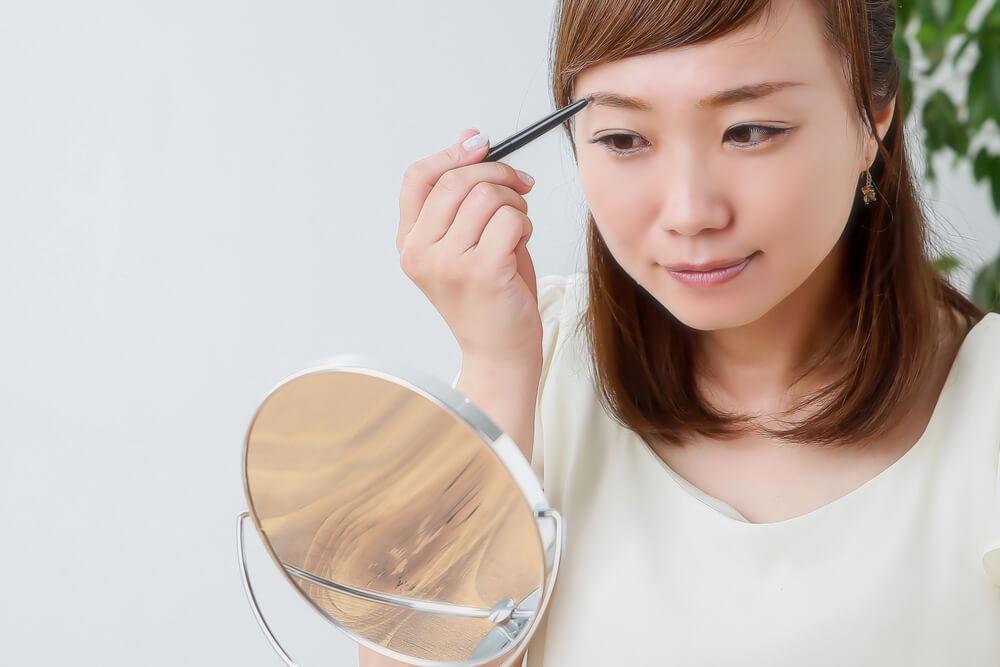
[462,131,488,151]
[515,169,534,186]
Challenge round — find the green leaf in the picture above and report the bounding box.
[916,0,947,26]
[971,147,991,182]
[967,17,1000,130]
[916,19,948,74]
[970,147,1000,212]
[992,159,1000,211]
[916,0,980,76]
[982,0,1000,33]
[897,0,915,32]
[933,253,962,276]
[895,32,915,122]
[972,146,1000,213]
[921,90,969,157]
[943,0,977,33]
[952,33,973,64]
[971,250,1000,312]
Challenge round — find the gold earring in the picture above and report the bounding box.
[861,169,876,205]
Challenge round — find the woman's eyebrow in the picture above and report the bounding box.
[584,81,806,112]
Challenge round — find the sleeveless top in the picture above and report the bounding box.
[510,272,1000,666]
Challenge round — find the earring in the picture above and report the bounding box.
[861,169,876,205]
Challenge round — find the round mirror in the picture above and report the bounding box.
[239,354,562,666]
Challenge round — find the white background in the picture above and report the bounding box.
[1,1,996,665]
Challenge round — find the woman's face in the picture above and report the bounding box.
[572,0,891,332]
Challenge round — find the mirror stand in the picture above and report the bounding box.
[237,508,564,666]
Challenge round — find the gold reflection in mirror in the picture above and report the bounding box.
[245,370,544,662]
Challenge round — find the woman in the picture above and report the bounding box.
[380,0,1000,664]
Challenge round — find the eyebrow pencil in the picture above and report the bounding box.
[482,96,592,163]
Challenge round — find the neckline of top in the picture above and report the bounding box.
[635,311,1000,529]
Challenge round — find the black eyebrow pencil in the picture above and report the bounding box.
[482,96,592,163]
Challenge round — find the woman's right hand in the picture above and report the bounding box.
[397,128,543,363]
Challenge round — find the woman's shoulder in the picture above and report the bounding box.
[537,272,587,312]
[945,305,1000,343]
[939,307,1000,382]
[536,272,588,350]
[957,310,1000,588]
[532,273,592,500]
[969,310,1000,342]
[934,310,1000,449]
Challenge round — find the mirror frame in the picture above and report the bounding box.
[238,353,563,666]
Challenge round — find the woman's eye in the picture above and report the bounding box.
[724,124,790,149]
[590,133,646,156]
[589,125,790,157]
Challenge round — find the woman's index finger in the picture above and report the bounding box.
[396,129,489,252]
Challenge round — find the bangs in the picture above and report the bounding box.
[552,0,773,99]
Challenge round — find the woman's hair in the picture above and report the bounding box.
[548,0,986,449]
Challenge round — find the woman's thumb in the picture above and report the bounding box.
[514,236,538,304]
[453,128,490,160]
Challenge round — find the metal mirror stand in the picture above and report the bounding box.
[236,508,564,667]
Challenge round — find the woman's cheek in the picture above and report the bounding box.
[734,146,853,297]
[580,164,652,249]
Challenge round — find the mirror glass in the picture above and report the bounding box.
[242,359,556,665]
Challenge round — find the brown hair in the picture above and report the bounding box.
[548,0,985,449]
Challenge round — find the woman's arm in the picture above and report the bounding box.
[357,357,539,667]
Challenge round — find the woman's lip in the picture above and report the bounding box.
[663,252,757,272]
[663,252,757,286]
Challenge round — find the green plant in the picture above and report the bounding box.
[895,0,1000,312]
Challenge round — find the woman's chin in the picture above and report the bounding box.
[654,295,767,332]
[671,311,757,332]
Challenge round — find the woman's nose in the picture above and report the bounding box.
[656,158,730,237]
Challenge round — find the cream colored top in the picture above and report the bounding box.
[514,272,1000,666]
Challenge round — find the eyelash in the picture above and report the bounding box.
[589,125,791,156]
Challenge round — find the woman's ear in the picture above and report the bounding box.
[876,95,896,140]
[865,95,896,169]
